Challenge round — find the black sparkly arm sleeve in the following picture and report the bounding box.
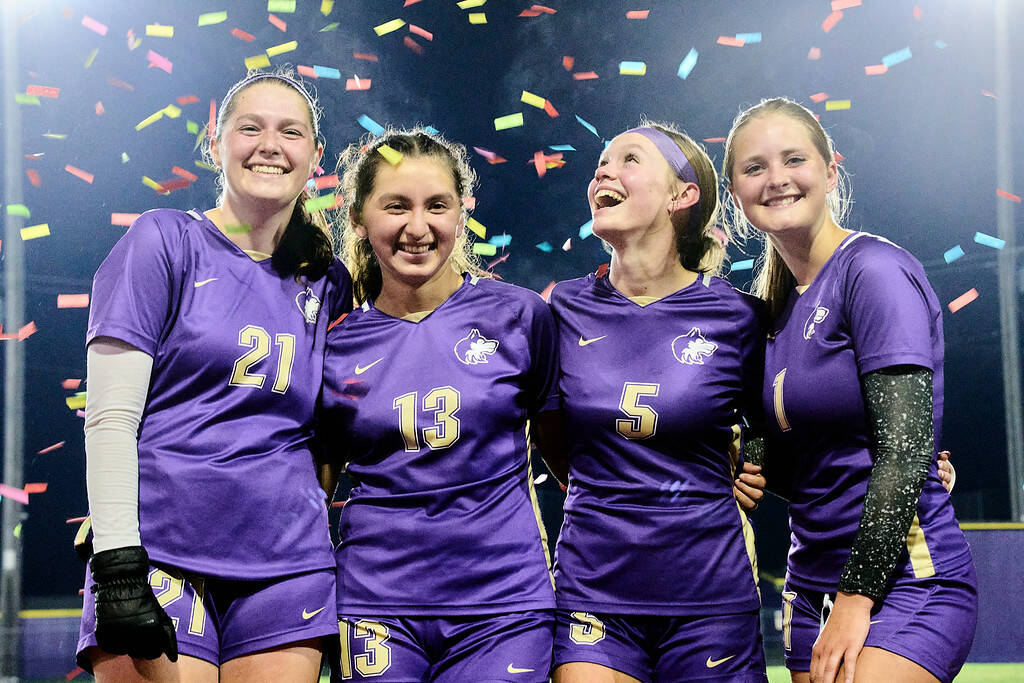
[838,366,934,601]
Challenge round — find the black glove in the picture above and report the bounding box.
[90,546,178,661]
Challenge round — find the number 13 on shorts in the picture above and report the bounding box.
[338,619,392,679]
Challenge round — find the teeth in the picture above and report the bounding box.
[401,244,431,254]
[766,196,798,207]
[249,165,285,175]
[595,189,626,205]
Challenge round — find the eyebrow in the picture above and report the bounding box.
[235,113,310,129]
[598,142,647,163]
[375,192,457,203]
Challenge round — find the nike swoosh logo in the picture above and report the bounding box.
[869,619,882,625]
[302,607,325,620]
[354,358,384,375]
[194,278,218,288]
[578,335,607,347]
[706,655,735,668]
[506,664,535,674]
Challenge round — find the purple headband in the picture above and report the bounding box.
[624,126,698,186]
[220,73,321,140]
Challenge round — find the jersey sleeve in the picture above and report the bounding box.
[521,292,560,415]
[738,296,769,426]
[87,211,181,355]
[326,258,354,320]
[843,244,938,375]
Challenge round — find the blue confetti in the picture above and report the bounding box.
[535,241,553,252]
[935,40,947,49]
[313,65,341,79]
[943,245,964,263]
[424,125,440,135]
[578,219,594,239]
[735,32,762,44]
[881,47,912,67]
[356,114,385,136]
[488,234,512,247]
[974,232,1005,249]
[575,115,599,138]
[677,47,698,80]
[731,259,755,271]
[548,144,576,151]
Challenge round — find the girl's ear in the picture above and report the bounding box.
[350,206,367,239]
[668,182,700,213]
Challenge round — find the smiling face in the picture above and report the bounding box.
[210,81,322,216]
[353,155,465,292]
[728,113,838,239]
[587,132,681,243]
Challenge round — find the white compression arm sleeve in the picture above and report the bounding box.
[84,338,153,552]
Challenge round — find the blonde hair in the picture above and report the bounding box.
[335,127,490,304]
[721,97,851,317]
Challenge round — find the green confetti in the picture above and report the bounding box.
[224,224,252,234]
[197,11,227,26]
[303,193,336,212]
[186,120,199,134]
[6,204,30,218]
[15,94,40,105]
[267,0,296,13]
[472,242,497,256]
[319,22,340,32]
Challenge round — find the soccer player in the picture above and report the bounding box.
[723,97,977,683]
[76,70,352,681]
[319,129,558,681]
[548,122,769,682]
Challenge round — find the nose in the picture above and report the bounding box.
[765,163,789,190]
[256,130,282,156]
[404,208,430,239]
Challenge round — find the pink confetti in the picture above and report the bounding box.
[913,5,923,19]
[404,36,424,55]
[831,0,861,10]
[717,36,745,47]
[65,165,94,184]
[111,213,140,226]
[62,379,82,390]
[409,24,433,40]
[573,71,598,80]
[0,484,28,505]
[18,322,37,341]
[268,13,286,31]
[997,189,1021,202]
[94,101,105,115]
[703,137,726,143]
[147,49,172,73]
[25,170,40,186]
[981,90,997,99]
[864,64,888,75]
[807,47,821,60]
[177,94,199,105]
[948,288,978,313]
[172,166,198,181]
[26,85,59,98]
[810,92,829,102]
[531,4,556,13]
[533,151,547,178]
[561,238,572,251]
[57,294,90,308]
[626,10,649,19]
[81,15,108,35]
[822,11,843,32]
[314,174,339,189]
[230,27,255,42]
[297,65,318,78]
[38,442,65,455]
[346,77,372,91]
[464,196,476,211]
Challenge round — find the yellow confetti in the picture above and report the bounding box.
[457,0,486,7]
[145,24,174,37]
[320,0,333,15]
[65,393,87,410]
[245,54,272,70]
[619,61,647,76]
[142,176,165,192]
[373,18,406,35]
[162,104,181,118]
[135,111,164,130]
[197,11,227,26]
[376,144,404,165]
[825,99,851,110]
[472,242,497,256]
[466,217,486,239]
[194,160,218,172]
[267,0,296,12]
[493,112,523,130]
[468,12,487,24]
[42,133,67,139]
[21,224,50,241]
[520,91,546,109]
[84,48,99,68]
[267,41,298,56]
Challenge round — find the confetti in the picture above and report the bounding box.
[731,259,754,271]
[95,101,105,115]
[37,442,65,455]
[267,40,298,56]
[15,94,40,106]
[65,165,94,184]
[198,11,227,26]
[735,32,762,43]
[314,174,339,189]
[807,47,821,60]
[521,90,546,108]
[6,205,30,218]
[25,170,41,186]
[409,24,433,40]
[147,50,173,73]
[468,13,487,24]
[231,28,255,41]
[716,36,745,47]
[268,14,287,31]
[947,288,978,313]
[107,76,134,91]
[494,112,524,130]
[562,56,574,70]
[914,5,923,19]
[145,24,173,37]
[626,10,649,19]
[831,0,861,9]
[0,485,28,505]
[530,4,556,13]
[172,166,198,181]
[488,234,512,247]
[26,85,59,98]
[881,47,912,67]
[935,40,947,49]
[943,246,964,263]
[81,15,108,35]
[544,100,559,117]
[142,176,165,192]
[374,18,406,35]
[314,65,341,78]
[404,36,424,55]
[66,392,87,410]
[572,71,598,80]
[267,0,296,12]
[357,114,385,135]
[135,110,165,130]
[24,483,47,494]
[346,77,371,91]
[619,61,647,75]
[354,52,378,61]
[304,194,337,212]
[377,144,403,165]
[21,224,50,240]
[548,144,576,151]
[18,322,37,341]
[535,241,553,252]
[245,54,271,70]
[996,189,1021,202]
[579,219,594,239]
[467,218,486,238]
[322,0,334,14]
[320,22,339,32]
[42,133,68,139]
[62,379,82,390]
[575,115,599,137]
[561,238,572,251]
[825,99,850,110]
[533,150,547,177]
[84,48,99,67]
[865,64,887,75]
[297,65,318,78]
[57,294,90,308]
[974,232,1005,249]
[677,48,698,79]
[473,242,497,256]
[111,213,140,226]
[472,147,506,164]
[457,0,486,7]
[822,11,843,32]
[810,92,828,102]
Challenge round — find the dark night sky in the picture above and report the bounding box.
[2,0,1021,601]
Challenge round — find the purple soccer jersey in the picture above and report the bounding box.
[321,275,558,616]
[763,232,973,593]
[87,209,352,579]
[549,270,766,615]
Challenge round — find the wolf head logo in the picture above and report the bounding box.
[454,328,499,365]
[296,288,322,324]
[671,327,718,365]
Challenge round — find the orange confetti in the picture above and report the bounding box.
[948,288,978,313]
[573,71,598,80]
[94,101,105,115]
[18,322,37,341]
[57,294,90,308]
[543,100,559,118]
[297,65,318,78]
[703,137,726,143]
[531,4,556,13]
[26,85,59,98]
[111,213,140,226]
[346,77,372,91]
[38,442,66,455]
[65,165,94,184]
[353,52,379,61]
[25,169,40,186]
[822,10,843,32]
[626,10,649,19]
[717,36,745,47]
[404,36,423,55]
[404,0,422,5]
[807,47,821,60]
[864,64,887,75]
[409,24,433,40]
[562,56,574,70]
[106,76,134,91]
[996,189,1021,202]
[533,150,547,178]
[268,13,286,31]
[314,174,339,189]
[230,27,255,41]
[25,483,48,494]
[61,379,82,390]
[520,9,541,17]
[177,94,199,105]
[172,166,199,181]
